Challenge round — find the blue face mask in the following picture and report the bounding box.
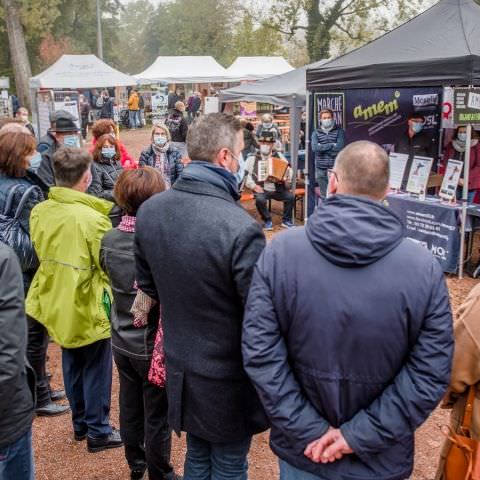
[102,147,116,159]
[457,132,467,143]
[29,152,42,171]
[63,135,80,148]
[234,152,246,186]
[411,122,424,134]
[153,135,168,146]
[321,118,334,129]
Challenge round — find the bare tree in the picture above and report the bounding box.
[1,0,32,110]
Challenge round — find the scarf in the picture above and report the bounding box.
[181,161,240,201]
[453,138,479,153]
[118,215,136,233]
[152,143,171,184]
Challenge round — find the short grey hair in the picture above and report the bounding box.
[187,113,242,163]
[335,141,389,199]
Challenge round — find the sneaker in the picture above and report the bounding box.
[87,428,123,453]
[281,221,295,229]
[263,220,273,231]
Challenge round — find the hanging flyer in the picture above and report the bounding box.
[389,152,409,190]
[439,159,463,201]
[406,156,433,196]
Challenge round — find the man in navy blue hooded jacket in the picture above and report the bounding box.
[242,140,453,480]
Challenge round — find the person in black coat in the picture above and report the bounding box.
[89,134,124,202]
[101,168,179,480]
[138,124,183,186]
[165,102,188,157]
[242,141,453,480]
[0,243,36,480]
[135,113,269,479]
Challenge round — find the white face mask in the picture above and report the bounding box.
[260,145,272,156]
[63,135,80,148]
[29,152,42,170]
[153,135,168,146]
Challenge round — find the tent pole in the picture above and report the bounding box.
[289,96,299,223]
[304,90,312,222]
[458,123,472,279]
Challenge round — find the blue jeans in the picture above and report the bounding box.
[129,110,140,128]
[315,168,329,199]
[0,428,34,480]
[184,433,251,480]
[62,339,113,438]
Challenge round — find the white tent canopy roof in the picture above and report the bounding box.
[135,56,228,84]
[30,54,137,89]
[224,56,294,81]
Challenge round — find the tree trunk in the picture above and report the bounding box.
[306,1,330,61]
[1,0,32,110]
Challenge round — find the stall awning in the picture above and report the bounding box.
[307,0,480,90]
[135,56,228,84]
[224,57,294,81]
[30,55,137,89]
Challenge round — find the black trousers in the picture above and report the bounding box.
[255,188,295,223]
[113,350,174,479]
[26,316,50,407]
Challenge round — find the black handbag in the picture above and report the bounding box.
[0,184,40,271]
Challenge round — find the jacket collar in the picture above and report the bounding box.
[173,177,236,204]
[48,187,113,215]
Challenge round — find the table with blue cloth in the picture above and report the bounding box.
[386,193,474,274]
[284,150,306,170]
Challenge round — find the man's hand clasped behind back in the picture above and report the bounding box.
[304,428,353,464]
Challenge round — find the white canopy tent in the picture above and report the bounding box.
[135,56,228,84]
[30,54,137,89]
[224,56,294,81]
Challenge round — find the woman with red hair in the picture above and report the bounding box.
[90,119,136,169]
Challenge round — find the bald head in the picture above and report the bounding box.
[333,141,389,200]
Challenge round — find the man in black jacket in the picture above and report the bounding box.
[136,113,269,479]
[0,244,35,479]
[243,141,453,480]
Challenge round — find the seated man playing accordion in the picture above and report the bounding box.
[241,133,295,230]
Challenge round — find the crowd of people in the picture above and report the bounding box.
[0,109,478,480]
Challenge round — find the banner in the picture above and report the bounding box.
[314,92,345,129]
[454,87,480,125]
[387,194,460,273]
[344,87,442,152]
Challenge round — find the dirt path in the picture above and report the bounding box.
[32,129,479,479]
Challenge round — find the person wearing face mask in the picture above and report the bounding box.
[79,94,91,140]
[138,124,183,186]
[37,111,82,188]
[311,108,346,200]
[394,112,435,190]
[89,134,124,202]
[0,129,71,418]
[15,107,35,136]
[440,126,480,203]
[256,113,281,144]
[91,119,136,169]
[243,133,295,230]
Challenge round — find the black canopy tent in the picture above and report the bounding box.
[306,0,480,277]
[307,0,480,90]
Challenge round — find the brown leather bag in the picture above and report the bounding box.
[444,386,480,480]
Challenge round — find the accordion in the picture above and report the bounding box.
[257,156,289,183]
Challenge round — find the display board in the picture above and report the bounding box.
[454,87,480,125]
[406,156,433,196]
[54,99,80,128]
[151,87,169,120]
[439,159,463,201]
[389,153,409,190]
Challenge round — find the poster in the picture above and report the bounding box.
[314,92,345,129]
[439,159,463,201]
[454,87,480,125]
[54,100,80,128]
[387,194,461,273]
[151,88,168,119]
[389,153,409,190]
[239,101,256,117]
[344,87,442,150]
[406,156,433,195]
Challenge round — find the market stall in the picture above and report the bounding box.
[306,0,480,275]
[30,54,137,137]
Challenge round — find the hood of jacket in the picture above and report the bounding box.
[49,186,113,216]
[306,194,404,267]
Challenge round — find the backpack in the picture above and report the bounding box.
[0,184,40,272]
[96,95,105,108]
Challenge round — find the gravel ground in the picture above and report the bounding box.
[31,128,480,479]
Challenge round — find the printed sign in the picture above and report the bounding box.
[439,159,463,201]
[389,153,409,190]
[442,87,454,129]
[406,156,433,195]
[54,100,80,128]
[454,87,480,125]
[314,92,345,129]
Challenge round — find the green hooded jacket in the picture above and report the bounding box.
[26,187,113,348]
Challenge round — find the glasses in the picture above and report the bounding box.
[327,169,338,181]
